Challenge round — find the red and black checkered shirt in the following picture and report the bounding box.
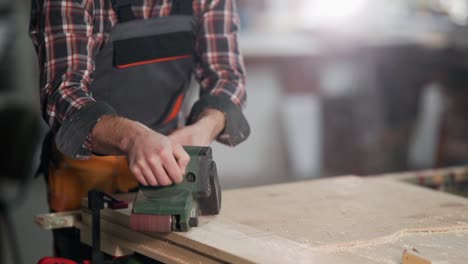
[29,0,247,158]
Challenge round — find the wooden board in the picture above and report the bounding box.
[79,221,220,264]
[80,176,468,263]
[35,211,81,230]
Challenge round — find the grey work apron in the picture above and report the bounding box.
[91,0,196,134]
[44,2,196,259]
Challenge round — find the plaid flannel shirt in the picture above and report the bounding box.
[29,0,249,159]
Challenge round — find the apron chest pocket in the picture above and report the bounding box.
[90,16,196,131]
[113,31,194,69]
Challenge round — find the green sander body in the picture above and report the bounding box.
[130,146,221,232]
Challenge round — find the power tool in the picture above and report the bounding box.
[38,146,221,264]
[130,146,221,232]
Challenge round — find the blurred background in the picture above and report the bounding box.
[3,0,468,263]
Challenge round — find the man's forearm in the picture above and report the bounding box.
[167,108,226,146]
[89,115,189,186]
[196,108,226,141]
[90,115,149,156]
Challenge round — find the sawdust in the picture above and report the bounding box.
[314,223,468,253]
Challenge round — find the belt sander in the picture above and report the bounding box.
[130,146,221,233]
[38,146,221,264]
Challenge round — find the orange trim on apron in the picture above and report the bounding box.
[163,93,184,124]
[116,55,191,69]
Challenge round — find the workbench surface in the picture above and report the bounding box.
[217,176,468,263]
[79,175,468,264]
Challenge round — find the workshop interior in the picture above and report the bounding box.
[2,0,468,263]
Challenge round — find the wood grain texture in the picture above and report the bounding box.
[79,176,468,263]
[220,177,468,246]
[81,209,254,264]
[79,219,220,264]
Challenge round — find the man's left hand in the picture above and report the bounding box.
[169,109,226,146]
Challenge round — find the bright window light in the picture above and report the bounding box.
[302,0,368,27]
[440,0,468,25]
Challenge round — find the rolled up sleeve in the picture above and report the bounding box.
[29,0,115,159]
[190,0,250,146]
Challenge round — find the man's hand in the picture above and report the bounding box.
[125,129,190,186]
[169,109,226,146]
[90,116,190,186]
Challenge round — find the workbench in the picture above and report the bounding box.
[37,167,468,263]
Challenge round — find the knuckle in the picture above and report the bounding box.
[129,166,139,175]
[135,159,146,167]
[160,150,172,162]
[156,144,171,156]
[161,137,171,147]
[148,155,160,165]
[155,146,165,155]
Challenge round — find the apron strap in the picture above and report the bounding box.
[111,0,136,22]
[171,0,193,16]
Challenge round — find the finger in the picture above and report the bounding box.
[173,143,190,172]
[139,163,158,186]
[161,150,183,183]
[150,161,173,186]
[130,166,148,186]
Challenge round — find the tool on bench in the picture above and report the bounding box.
[130,146,222,232]
[38,146,221,263]
[402,249,432,264]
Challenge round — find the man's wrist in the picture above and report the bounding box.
[196,108,226,140]
[55,101,117,159]
[118,120,150,153]
[90,115,150,155]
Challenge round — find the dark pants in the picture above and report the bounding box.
[53,228,93,262]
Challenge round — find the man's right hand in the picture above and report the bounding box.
[125,129,189,186]
[89,115,190,186]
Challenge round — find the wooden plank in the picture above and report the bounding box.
[79,223,134,257]
[82,210,347,263]
[35,211,81,230]
[82,176,468,263]
[81,209,253,264]
[79,214,223,264]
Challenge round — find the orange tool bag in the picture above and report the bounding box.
[48,152,137,212]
